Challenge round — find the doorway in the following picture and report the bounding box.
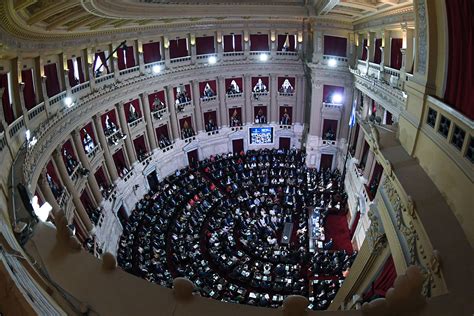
[232,139,244,154]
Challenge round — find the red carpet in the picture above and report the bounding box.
[324,214,353,252]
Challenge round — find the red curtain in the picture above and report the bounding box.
[228,107,242,125]
[124,99,141,120]
[251,77,269,89]
[363,256,396,300]
[80,122,96,144]
[278,77,296,89]
[390,38,403,69]
[323,119,338,135]
[223,34,243,52]
[143,42,161,63]
[277,35,296,51]
[232,139,244,153]
[350,211,361,238]
[361,39,368,60]
[22,69,36,110]
[67,59,77,87]
[187,149,199,166]
[444,0,474,120]
[250,34,269,51]
[324,36,347,57]
[279,106,292,124]
[155,124,169,139]
[253,106,267,118]
[80,191,94,211]
[199,80,217,96]
[94,52,110,73]
[101,109,119,129]
[322,85,344,103]
[0,73,14,124]
[386,111,393,125]
[204,110,217,124]
[369,161,384,192]
[76,57,85,83]
[169,39,189,59]
[113,149,127,170]
[125,46,136,68]
[225,78,243,91]
[173,84,192,101]
[94,166,109,187]
[196,36,215,55]
[374,38,382,64]
[133,134,147,155]
[44,63,61,98]
[117,47,126,70]
[61,140,77,164]
[179,117,193,129]
[46,161,61,185]
[148,90,166,110]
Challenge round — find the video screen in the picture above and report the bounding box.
[249,127,273,145]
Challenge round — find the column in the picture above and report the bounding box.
[53,149,93,232]
[192,80,203,132]
[312,29,323,63]
[71,130,102,204]
[117,102,137,164]
[270,74,278,123]
[34,56,44,102]
[137,41,145,75]
[141,92,157,150]
[368,32,376,62]
[58,53,66,92]
[244,75,252,124]
[363,150,375,180]
[163,37,171,68]
[18,83,30,131]
[112,57,120,81]
[383,31,391,68]
[308,80,323,136]
[93,115,119,181]
[295,75,304,124]
[404,28,414,73]
[190,34,197,64]
[217,76,228,127]
[38,172,61,215]
[165,86,179,140]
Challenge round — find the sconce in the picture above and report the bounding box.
[244,31,249,42]
[297,31,303,43]
[137,41,143,54]
[270,31,276,42]
[190,34,196,46]
[216,32,222,43]
[163,37,170,49]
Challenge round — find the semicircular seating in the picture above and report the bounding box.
[117,149,357,310]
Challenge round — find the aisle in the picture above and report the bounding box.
[324,214,353,252]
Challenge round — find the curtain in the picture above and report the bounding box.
[169,39,189,59]
[113,149,127,170]
[124,99,141,120]
[363,256,396,300]
[277,35,287,51]
[374,38,382,64]
[223,35,242,52]
[67,59,78,87]
[228,107,242,125]
[199,80,217,96]
[196,36,215,55]
[324,36,347,57]
[253,106,267,118]
[279,106,292,124]
[179,117,192,129]
[278,77,296,89]
[46,161,61,185]
[232,139,244,153]
[95,52,110,73]
[390,38,403,69]
[322,85,344,103]
[76,57,85,83]
[148,90,166,109]
[155,125,169,138]
[322,119,338,136]
[61,140,77,164]
[444,0,474,120]
[204,110,217,126]
[289,35,296,51]
[361,39,368,60]
[234,35,243,51]
[143,42,161,63]
[22,69,36,110]
[80,191,94,211]
[101,109,118,129]
[250,34,269,51]
[125,46,136,68]
[225,78,243,91]
[80,122,96,144]
[133,135,147,155]
[117,47,126,70]
[94,166,109,187]
[44,63,61,98]
[251,77,269,89]
[385,111,393,125]
[0,73,14,124]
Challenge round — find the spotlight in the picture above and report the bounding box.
[331,93,343,104]
[208,56,217,65]
[64,96,73,107]
[328,58,337,67]
[152,65,161,74]
[259,53,269,62]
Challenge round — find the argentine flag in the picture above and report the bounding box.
[349,99,357,127]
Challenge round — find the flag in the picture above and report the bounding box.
[349,98,356,127]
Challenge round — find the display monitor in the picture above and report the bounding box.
[249,127,274,145]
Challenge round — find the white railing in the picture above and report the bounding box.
[152,108,167,120]
[144,60,165,71]
[170,56,191,64]
[87,144,101,161]
[0,132,6,152]
[278,92,295,97]
[196,53,217,61]
[119,65,140,76]
[48,90,67,107]
[323,54,348,65]
[226,92,243,98]
[276,51,298,57]
[71,81,90,94]
[8,117,25,138]
[95,73,114,84]
[128,117,144,129]
[28,102,45,121]
[249,51,270,56]
[200,95,217,102]
[253,91,269,97]
[323,102,343,109]
[223,51,244,58]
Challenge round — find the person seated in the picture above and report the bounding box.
[202,83,215,99]
[279,79,294,94]
[255,109,266,124]
[175,87,191,111]
[205,118,217,132]
[227,80,241,95]
[280,109,291,125]
[253,78,267,93]
[181,122,195,139]
[82,129,95,154]
[128,103,139,123]
[152,97,166,112]
[104,114,118,135]
[158,134,171,149]
[230,109,241,127]
[324,128,336,141]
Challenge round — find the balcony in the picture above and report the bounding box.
[106,130,126,149]
[196,53,217,63]
[226,92,242,99]
[128,117,144,131]
[152,108,167,121]
[322,55,348,67]
[118,66,140,80]
[200,95,217,104]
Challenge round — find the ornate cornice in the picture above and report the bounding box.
[353,4,414,31]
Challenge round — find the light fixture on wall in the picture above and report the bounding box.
[297,31,303,43]
[328,58,337,67]
[259,53,268,62]
[152,65,161,74]
[208,56,217,65]
[163,37,170,49]
[271,31,276,42]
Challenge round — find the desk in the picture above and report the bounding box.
[281,222,293,245]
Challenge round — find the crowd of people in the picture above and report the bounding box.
[117,149,356,310]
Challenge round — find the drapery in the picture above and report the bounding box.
[101,109,119,130]
[390,38,403,70]
[148,90,166,110]
[94,52,110,74]
[44,63,61,98]
[143,42,161,63]
[277,34,296,51]
[223,34,243,52]
[324,35,347,57]
[199,80,217,97]
[277,77,296,90]
[363,256,396,300]
[22,69,36,110]
[196,36,215,55]
[61,139,77,165]
[250,34,269,51]
[361,39,368,60]
[0,73,14,124]
[322,85,344,103]
[95,166,109,187]
[373,38,382,64]
[124,99,141,120]
[155,124,170,139]
[169,38,189,59]
[444,0,474,120]
[225,77,243,91]
[133,134,147,155]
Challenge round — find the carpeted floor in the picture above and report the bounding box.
[324,214,353,253]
